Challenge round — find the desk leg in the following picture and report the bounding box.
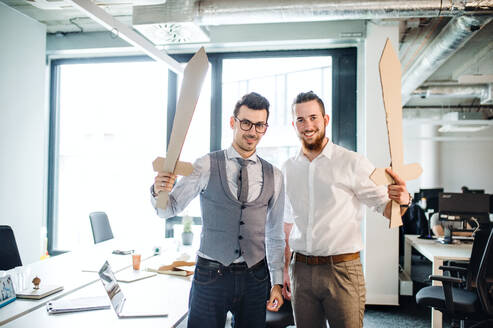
[431,258,444,328]
[404,238,412,277]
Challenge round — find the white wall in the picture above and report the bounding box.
[404,125,493,194]
[403,125,442,194]
[439,133,493,193]
[362,21,400,305]
[0,3,47,264]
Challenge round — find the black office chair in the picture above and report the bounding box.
[89,212,114,244]
[475,228,493,327]
[266,299,294,328]
[416,229,493,327]
[0,225,23,270]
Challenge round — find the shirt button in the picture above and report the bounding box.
[235,249,239,254]
[239,235,243,240]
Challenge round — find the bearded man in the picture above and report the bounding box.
[281,91,411,328]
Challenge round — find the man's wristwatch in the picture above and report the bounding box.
[400,192,412,208]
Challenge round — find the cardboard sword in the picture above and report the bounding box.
[153,47,209,209]
[370,39,423,228]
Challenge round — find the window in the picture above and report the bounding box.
[222,56,332,168]
[49,58,168,252]
[48,48,356,252]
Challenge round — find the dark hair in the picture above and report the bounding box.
[292,91,325,116]
[234,92,270,121]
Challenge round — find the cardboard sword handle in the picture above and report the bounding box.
[156,190,170,210]
[389,200,403,228]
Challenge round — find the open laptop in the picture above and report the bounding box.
[98,261,167,318]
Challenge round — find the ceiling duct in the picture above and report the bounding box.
[411,84,493,104]
[133,0,493,43]
[401,15,492,104]
[134,0,493,26]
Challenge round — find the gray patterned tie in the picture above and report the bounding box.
[237,158,249,203]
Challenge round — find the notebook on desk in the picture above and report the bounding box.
[16,285,63,300]
[98,261,167,318]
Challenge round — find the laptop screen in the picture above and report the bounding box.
[98,261,125,314]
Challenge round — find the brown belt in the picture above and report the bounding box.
[295,252,360,265]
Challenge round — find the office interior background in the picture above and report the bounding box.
[1,0,493,308]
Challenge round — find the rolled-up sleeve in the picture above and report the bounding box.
[265,168,285,286]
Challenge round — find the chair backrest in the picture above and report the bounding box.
[89,212,114,244]
[0,225,23,270]
[476,229,493,316]
[466,228,491,287]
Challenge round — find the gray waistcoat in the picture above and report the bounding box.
[199,150,275,267]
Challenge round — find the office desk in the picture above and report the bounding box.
[403,234,472,328]
[2,257,192,328]
[0,238,194,327]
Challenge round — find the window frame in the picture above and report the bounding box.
[47,48,357,253]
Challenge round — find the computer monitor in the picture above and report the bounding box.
[419,188,444,212]
[490,194,493,214]
[438,192,490,228]
[438,192,490,244]
[463,189,485,194]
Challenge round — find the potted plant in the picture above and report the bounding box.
[181,215,194,246]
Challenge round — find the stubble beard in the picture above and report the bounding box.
[236,134,258,153]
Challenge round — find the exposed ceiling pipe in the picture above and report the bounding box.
[133,0,493,26]
[403,106,493,120]
[401,15,492,104]
[194,0,493,25]
[411,84,490,99]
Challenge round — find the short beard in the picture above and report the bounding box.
[301,129,325,151]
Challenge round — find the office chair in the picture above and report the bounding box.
[89,212,114,244]
[475,229,493,327]
[0,225,23,270]
[416,229,493,327]
[266,299,294,328]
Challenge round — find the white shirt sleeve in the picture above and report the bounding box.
[151,154,210,218]
[352,154,389,215]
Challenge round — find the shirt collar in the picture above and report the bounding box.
[226,145,259,163]
[295,138,334,162]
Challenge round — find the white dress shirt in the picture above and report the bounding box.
[151,146,285,285]
[283,140,389,256]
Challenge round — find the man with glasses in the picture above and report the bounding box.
[151,92,285,328]
[282,91,411,328]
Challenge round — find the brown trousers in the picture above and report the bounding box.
[289,256,366,328]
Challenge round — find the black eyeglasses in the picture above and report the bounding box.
[234,117,269,133]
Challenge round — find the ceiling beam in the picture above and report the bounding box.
[69,0,183,74]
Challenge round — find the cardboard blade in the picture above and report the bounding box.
[378,39,406,228]
[156,47,209,209]
[379,39,404,171]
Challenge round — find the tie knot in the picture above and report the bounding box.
[237,158,250,167]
